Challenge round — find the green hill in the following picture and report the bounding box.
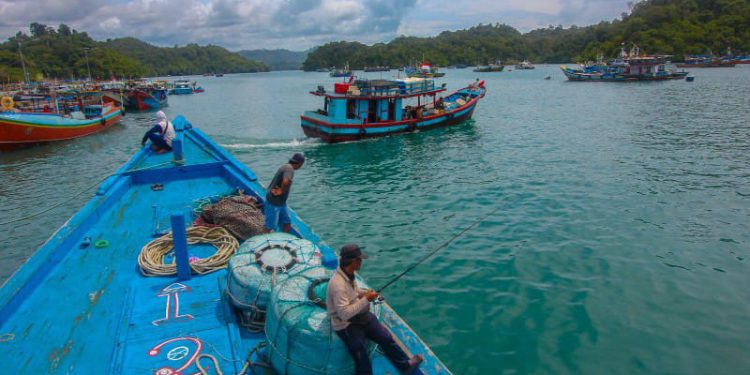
[0,23,267,82]
[237,49,309,71]
[303,0,750,70]
[106,37,268,75]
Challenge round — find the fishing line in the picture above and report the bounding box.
[0,160,173,226]
[376,205,503,293]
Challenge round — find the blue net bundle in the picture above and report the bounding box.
[226,233,322,327]
[265,266,382,374]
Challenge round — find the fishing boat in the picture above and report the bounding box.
[514,60,535,70]
[561,45,688,81]
[171,79,195,95]
[123,87,169,111]
[0,116,451,374]
[363,66,390,72]
[406,60,445,78]
[329,63,352,78]
[676,55,736,68]
[0,95,124,151]
[473,62,504,72]
[301,77,486,143]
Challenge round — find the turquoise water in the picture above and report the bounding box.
[2,66,750,374]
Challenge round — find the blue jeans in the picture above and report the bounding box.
[335,312,410,375]
[146,131,171,150]
[263,202,291,231]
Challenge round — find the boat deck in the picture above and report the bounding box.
[0,117,448,374]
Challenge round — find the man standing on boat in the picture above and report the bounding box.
[141,110,174,154]
[327,244,423,374]
[263,153,304,233]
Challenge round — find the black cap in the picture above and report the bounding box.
[340,244,368,260]
[289,153,305,165]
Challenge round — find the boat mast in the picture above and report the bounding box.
[18,42,30,85]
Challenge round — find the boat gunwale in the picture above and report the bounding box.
[301,84,486,129]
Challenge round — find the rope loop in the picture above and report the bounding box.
[138,226,238,276]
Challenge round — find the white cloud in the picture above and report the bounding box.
[0,0,630,50]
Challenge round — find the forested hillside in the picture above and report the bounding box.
[237,49,309,71]
[0,23,267,82]
[303,0,750,70]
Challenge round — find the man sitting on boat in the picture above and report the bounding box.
[141,110,174,154]
[263,153,305,233]
[327,244,424,375]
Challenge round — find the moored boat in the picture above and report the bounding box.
[301,77,486,143]
[676,55,736,68]
[406,60,446,78]
[561,45,688,81]
[0,98,124,151]
[0,116,451,373]
[329,63,353,78]
[514,60,535,70]
[170,79,195,95]
[473,62,504,72]
[123,87,168,111]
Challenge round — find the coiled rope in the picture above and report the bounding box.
[138,226,239,276]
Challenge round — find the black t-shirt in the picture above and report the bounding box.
[266,163,294,206]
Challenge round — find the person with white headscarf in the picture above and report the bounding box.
[141,110,175,154]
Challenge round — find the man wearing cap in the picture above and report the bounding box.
[263,153,305,233]
[327,244,423,374]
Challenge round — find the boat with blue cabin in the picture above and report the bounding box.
[329,63,353,78]
[561,45,688,81]
[0,115,451,374]
[170,79,195,95]
[301,77,487,143]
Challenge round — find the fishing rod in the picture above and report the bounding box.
[376,205,503,293]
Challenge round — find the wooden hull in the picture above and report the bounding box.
[0,117,453,374]
[301,85,486,143]
[561,67,688,81]
[0,105,123,151]
[124,89,166,111]
[676,61,736,68]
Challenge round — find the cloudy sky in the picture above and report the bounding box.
[0,0,631,51]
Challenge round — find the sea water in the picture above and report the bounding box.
[1,66,749,374]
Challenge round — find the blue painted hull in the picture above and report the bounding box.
[0,116,450,374]
[301,85,486,143]
[560,66,688,81]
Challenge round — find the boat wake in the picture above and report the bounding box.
[222,138,322,150]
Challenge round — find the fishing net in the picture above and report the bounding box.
[265,267,381,375]
[227,233,322,327]
[198,195,265,240]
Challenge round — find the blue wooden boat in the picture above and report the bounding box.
[561,45,688,81]
[329,64,352,78]
[0,116,451,374]
[301,78,486,143]
[170,80,195,95]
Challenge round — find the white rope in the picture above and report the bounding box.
[138,226,238,276]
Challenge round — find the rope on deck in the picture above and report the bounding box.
[138,226,238,276]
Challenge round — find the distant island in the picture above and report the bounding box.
[303,0,750,70]
[0,23,268,81]
[236,49,310,71]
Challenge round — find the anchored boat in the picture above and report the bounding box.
[301,77,487,143]
[0,116,451,374]
[561,45,688,81]
[0,93,124,151]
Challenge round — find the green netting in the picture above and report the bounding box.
[265,267,382,374]
[227,233,321,316]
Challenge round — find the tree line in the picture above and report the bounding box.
[0,23,268,82]
[303,0,750,70]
